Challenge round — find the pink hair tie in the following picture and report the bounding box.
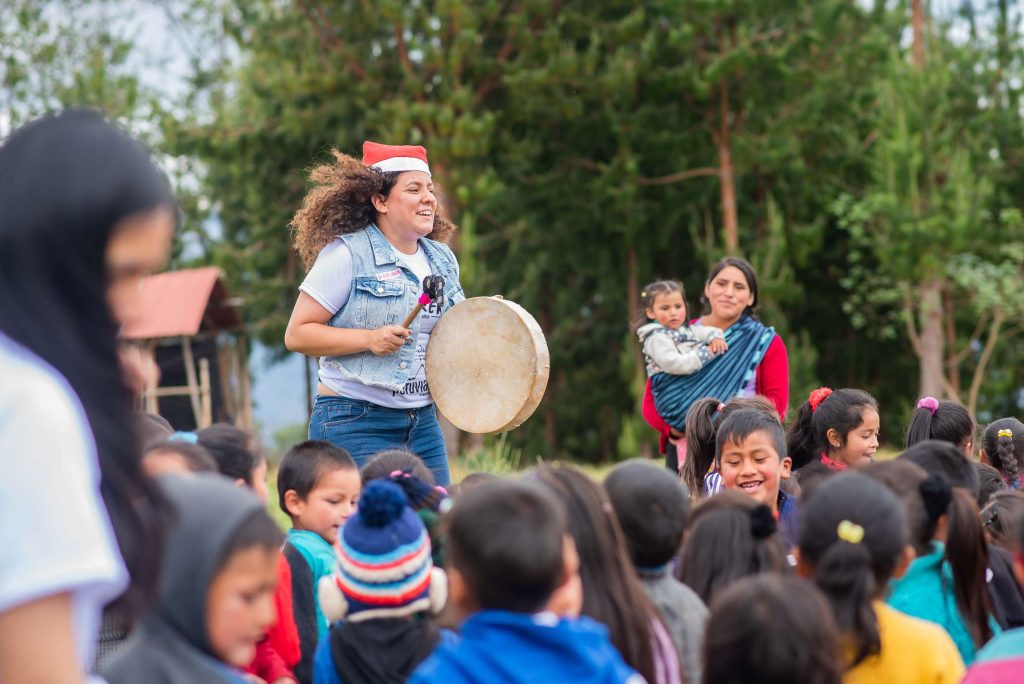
[390,469,411,479]
[917,396,939,415]
[716,403,725,413]
[435,485,448,496]
[808,387,833,413]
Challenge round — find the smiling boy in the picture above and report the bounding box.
[716,409,793,518]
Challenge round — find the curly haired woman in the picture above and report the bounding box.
[285,142,464,485]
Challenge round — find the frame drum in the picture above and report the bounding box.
[425,296,550,434]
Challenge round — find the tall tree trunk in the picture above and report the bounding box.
[919,278,945,398]
[911,0,926,67]
[717,80,739,254]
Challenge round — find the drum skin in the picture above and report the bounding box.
[425,296,550,434]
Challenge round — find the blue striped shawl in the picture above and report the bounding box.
[651,315,775,430]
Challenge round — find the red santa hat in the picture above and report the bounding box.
[362,141,431,176]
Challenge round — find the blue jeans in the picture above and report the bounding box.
[307,395,450,486]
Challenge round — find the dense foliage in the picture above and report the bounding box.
[5,1,1023,461]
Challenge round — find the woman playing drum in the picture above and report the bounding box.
[642,257,789,472]
[285,142,464,485]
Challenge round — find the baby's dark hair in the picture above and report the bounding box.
[604,459,689,568]
[703,575,842,684]
[277,440,357,516]
[143,440,218,474]
[683,396,779,501]
[865,456,994,649]
[640,279,684,312]
[981,418,1024,490]
[679,491,790,605]
[975,462,1008,508]
[981,491,1024,550]
[715,409,787,466]
[787,388,878,470]
[214,508,285,574]
[905,397,975,452]
[360,448,434,485]
[197,423,262,484]
[798,473,905,668]
[446,479,566,613]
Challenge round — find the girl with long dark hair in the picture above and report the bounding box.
[0,110,174,682]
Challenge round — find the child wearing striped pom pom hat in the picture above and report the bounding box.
[313,480,447,684]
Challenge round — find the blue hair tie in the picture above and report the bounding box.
[169,431,198,444]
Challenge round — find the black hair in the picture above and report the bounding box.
[981,418,1024,490]
[981,491,1024,551]
[214,508,285,573]
[787,388,879,470]
[143,441,218,474]
[604,459,690,568]
[899,440,980,498]
[794,462,837,503]
[798,473,906,668]
[534,464,665,684]
[905,398,975,452]
[702,575,843,684]
[865,457,994,648]
[975,462,1008,508]
[277,440,357,515]
[197,423,261,484]
[136,412,174,448]
[360,448,434,485]
[446,479,566,614]
[454,472,499,496]
[715,409,787,465]
[682,396,779,502]
[680,491,790,605]
[701,256,759,317]
[0,110,176,624]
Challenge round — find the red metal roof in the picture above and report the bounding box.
[121,267,242,340]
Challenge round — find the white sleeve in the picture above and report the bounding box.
[0,364,126,617]
[643,333,705,376]
[298,240,353,315]
[691,324,725,343]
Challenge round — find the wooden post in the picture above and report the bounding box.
[218,336,237,422]
[237,335,254,432]
[182,336,203,428]
[144,341,159,414]
[199,357,213,428]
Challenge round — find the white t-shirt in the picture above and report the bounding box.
[300,239,440,408]
[0,333,128,680]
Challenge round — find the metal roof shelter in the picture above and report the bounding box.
[122,267,252,431]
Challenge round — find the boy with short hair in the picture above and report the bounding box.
[277,440,361,683]
[604,460,708,684]
[410,480,642,684]
[716,409,793,513]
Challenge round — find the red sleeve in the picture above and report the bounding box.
[267,551,301,668]
[755,334,789,421]
[642,378,672,454]
[245,637,295,682]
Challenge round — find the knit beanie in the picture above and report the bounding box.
[320,480,445,623]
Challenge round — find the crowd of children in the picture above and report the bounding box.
[81,380,1024,684]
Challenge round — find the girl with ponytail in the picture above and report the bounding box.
[786,387,880,471]
[905,397,975,456]
[980,418,1024,490]
[797,473,964,682]
[867,450,999,663]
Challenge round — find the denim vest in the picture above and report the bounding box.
[321,224,464,392]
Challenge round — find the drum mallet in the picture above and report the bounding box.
[401,275,446,328]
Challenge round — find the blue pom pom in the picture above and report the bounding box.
[358,480,408,527]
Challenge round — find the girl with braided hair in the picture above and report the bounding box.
[980,418,1024,491]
